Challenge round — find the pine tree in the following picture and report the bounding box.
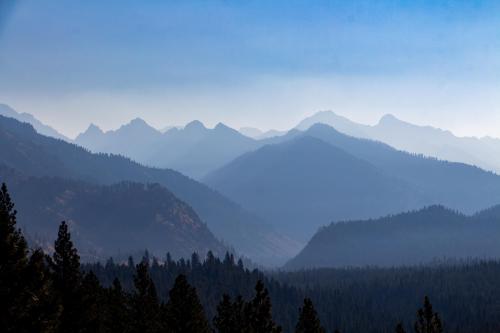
[50,221,84,333]
[0,183,29,331]
[165,274,211,333]
[214,294,247,333]
[103,278,129,333]
[246,280,282,333]
[295,298,326,333]
[80,271,104,333]
[130,261,161,333]
[414,296,444,333]
[19,249,59,333]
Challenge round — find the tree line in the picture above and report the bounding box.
[2,182,447,332]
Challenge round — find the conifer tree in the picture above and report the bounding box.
[246,280,282,333]
[130,261,161,333]
[80,271,104,333]
[20,249,59,333]
[414,296,443,333]
[50,221,84,333]
[295,298,326,333]
[103,278,129,333]
[165,274,211,333]
[0,183,29,331]
[214,294,248,333]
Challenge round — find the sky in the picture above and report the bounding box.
[0,0,499,138]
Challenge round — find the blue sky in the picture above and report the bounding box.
[0,0,499,137]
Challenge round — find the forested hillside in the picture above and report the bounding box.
[286,205,500,269]
[0,115,298,264]
[0,166,226,260]
[3,183,499,333]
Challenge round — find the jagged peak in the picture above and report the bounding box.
[378,113,401,125]
[86,123,103,133]
[184,120,207,131]
[124,117,153,129]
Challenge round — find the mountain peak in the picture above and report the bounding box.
[378,114,401,125]
[214,122,236,132]
[124,117,152,129]
[184,120,207,131]
[86,123,104,134]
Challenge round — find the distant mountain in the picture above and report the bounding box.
[0,166,226,261]
[239,127,264,138]
[0,103,70,141]
[75,118,163,162]
[285,205,500,269]
[204,136,427,241]
[75,119,261,179]
[297,110,500,174]
[0,115,298,265]
[303,124,500,212]
[296,110,370,138]
[205,124,500,241]
[239,127,287,139]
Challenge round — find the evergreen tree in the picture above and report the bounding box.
[414,297,443,333]
[50,221,84,333]
[165,274,211,333]
[103,278,129,333]
[295,298,326,333]
[80,271,104,333]
[130,261,161,333]
[0,183,29,332]
[19,249,59,333]
[214,294,247,333]
[246,280,282,333]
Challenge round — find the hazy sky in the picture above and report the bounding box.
[0,0,499,138]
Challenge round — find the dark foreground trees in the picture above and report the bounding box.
[295,298,326,333]
[1,182,448,332]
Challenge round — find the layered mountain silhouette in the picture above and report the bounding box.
[75,119,260,179]
[297,110,500,174]
[0,166,226,261]
[285,205,500,269]
[0,103,70,141]
[0,115,298,264]
[205,124,500,241]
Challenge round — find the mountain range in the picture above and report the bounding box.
[297,111,500,174]
[0,115,298,264]
[285,205,500,269]
[0,103,70,141]
[205,123,500,241]
[5,103,500,266]
[75,119,261,179]
[5,103,500,177]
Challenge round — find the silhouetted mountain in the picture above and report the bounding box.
[297,110,500,173]
[0,166,226,261]
[75,119,261,179]
[296,110,370,138]
[0,115,298,264]
[75,118,163,162]
[303,123,500,213]
[0,103,70,141]
[285,205,500,269]
[163,123,259,178]
[205,124,500,241]
[204,136,425,241]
